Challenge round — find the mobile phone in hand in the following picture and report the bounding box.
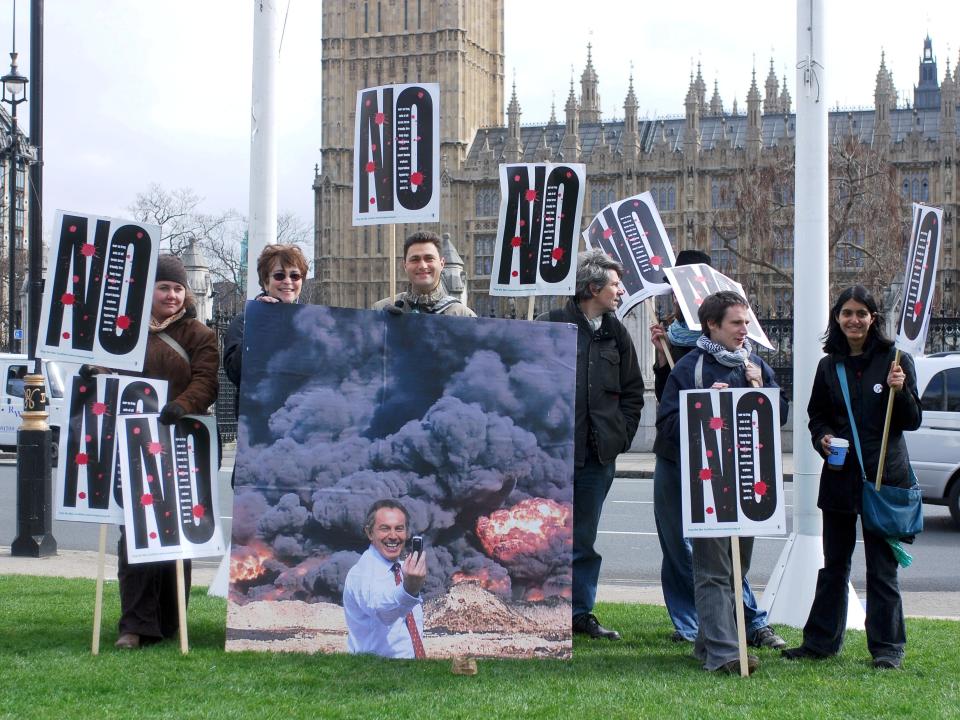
[410,535,423,556]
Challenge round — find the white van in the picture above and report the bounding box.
[0,353,70,461]
[905,351,960,529]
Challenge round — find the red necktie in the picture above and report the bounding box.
[391,562,426,659]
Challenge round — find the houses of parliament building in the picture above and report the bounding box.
[313,1,959,320]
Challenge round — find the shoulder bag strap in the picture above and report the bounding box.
[157,331,190,365]
[835,361,868,483]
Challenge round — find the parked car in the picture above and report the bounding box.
[905,351,960,529]
[0,353,70,463]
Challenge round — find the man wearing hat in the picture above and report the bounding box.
[649,250,785,651]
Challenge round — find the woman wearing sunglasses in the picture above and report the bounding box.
[223,244,308,428]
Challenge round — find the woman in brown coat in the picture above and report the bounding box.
[114,255,219,649]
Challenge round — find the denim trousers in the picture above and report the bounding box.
[801,509,905,660]
[653,455,769,640]
[691,534,755,670]
[572,454,617,619]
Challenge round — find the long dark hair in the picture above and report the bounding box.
[822,285,893,355]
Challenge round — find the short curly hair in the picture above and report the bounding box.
[256,244,309,290]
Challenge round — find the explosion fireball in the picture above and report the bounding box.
[476,497,572,569]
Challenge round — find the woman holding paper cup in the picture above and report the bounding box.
[115,255,219,650]
[783,285,921,670]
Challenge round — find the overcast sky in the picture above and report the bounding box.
[0,0,957,241]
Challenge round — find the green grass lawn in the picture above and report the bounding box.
[2,575,957,720]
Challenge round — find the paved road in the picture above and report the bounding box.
[0,459,235,576]
[598,476,960,595]
[3,461,958,612]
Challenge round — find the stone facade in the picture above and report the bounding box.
[313,0,504,309]
[315,6,959,319]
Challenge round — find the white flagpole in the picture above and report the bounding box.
[246,0,281,299]
[761,0,864,629]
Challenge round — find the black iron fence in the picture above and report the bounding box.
[754,314,794,400]
[207,312,238,443]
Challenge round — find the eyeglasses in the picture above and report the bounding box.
[272,271,303,282]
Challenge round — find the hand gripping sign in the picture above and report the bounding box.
[663,264,774,350]
[38,211,160,370]
[490,163,586,297]
[896,203,943,355]
[680,387,786,538]
[582,191,677,318]
[352,83,440,225]
[117,414,223,563]
[55,374,168,523]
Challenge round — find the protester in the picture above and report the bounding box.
[783,285,921,670]
[538,249,645,640]
[373,231,475,316]
[223,244,309,394]
[342,499,428,658]
[656,291,788,674]
[650,250,784,650]
[115,254,219,649]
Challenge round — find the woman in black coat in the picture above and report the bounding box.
[783,286,921,669]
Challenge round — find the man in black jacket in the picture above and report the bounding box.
[539,249,645,640]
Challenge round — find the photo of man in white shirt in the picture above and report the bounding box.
[342,499,429,658]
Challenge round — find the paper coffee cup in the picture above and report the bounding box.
[827,437,849,469]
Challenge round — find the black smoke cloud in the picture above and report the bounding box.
[230,304,575,604]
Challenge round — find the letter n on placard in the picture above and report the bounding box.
[37,211,160,370]
[55,374,169,524]
[680,387,785,538]
[118,414,223,563]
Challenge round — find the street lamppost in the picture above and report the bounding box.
[9,0,54,558]
[1,27,27,354]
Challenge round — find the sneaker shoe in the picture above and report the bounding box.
[115,633,140,650]
[716,654,760,675]
[573,613,621,640]
[749,626,787,650]
[781,646,827,661]
[873,656,902,670]
[670,630,694,643]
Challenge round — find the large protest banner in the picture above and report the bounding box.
[680,387,786,538]
[582,191,676,318]
[489,163,586,297]
[117,414,223,563]
[352,82,440,226]
[55,375,168,523]
[226,303,575,659]
[895,203,943,355]
[37,211,160,370]
[664,263,774,350]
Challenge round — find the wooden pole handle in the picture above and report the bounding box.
[731,535,750,678]
[91,523,108,656]
[874,349,901,491]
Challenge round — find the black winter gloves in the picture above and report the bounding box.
[158,402,186,426]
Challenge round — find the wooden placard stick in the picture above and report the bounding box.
[176,558,189,654]
[91,523,108,656]
[389,224,397,300]
[730,535,750,678]
[526,296,536,321]
[874,349,902,491]
[647,298,675,369]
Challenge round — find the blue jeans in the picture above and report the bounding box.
[572,454,616,619]
[653,455,769,640]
